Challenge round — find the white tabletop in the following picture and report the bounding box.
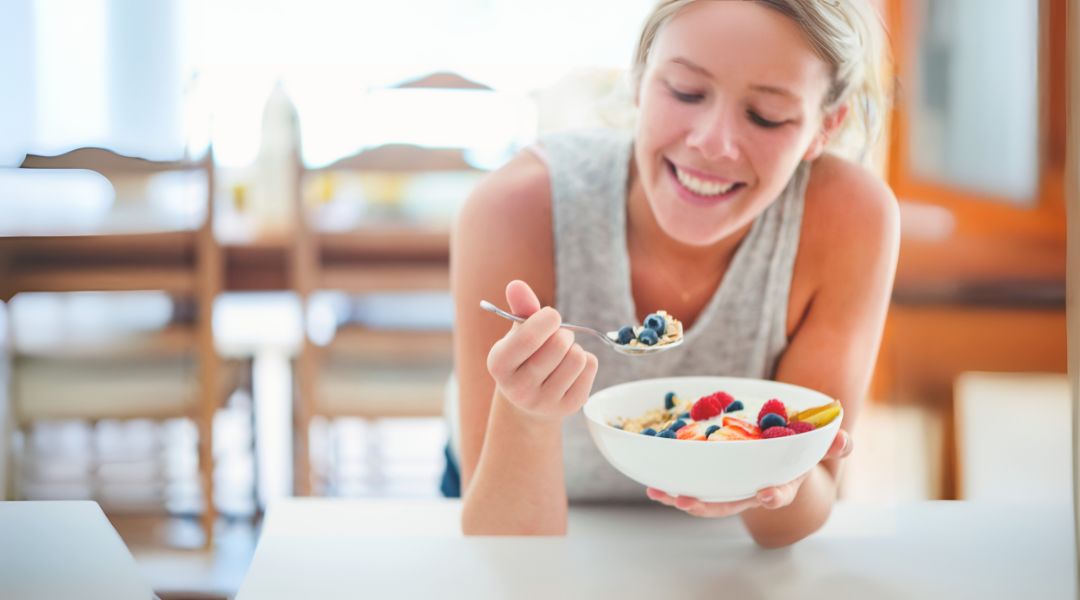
[0,501,156,600]
[237,498,1077,600]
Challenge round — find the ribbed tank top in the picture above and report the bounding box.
[446,128,809,502]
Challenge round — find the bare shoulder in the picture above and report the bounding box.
[452,148,555,304]
[799,153,900,275]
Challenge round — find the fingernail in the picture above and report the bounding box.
[759,491,775,503]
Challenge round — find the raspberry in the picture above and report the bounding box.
[762,426,795,439]
[698,390,734,411]
[789,421,815,434]
[690,396,723,421]
[758,399,787,423]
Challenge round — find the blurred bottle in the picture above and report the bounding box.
[252,81,301,237]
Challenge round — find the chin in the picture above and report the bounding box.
[652,203,742,247]
[649,186,755,247]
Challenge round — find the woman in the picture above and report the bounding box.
[449,0,898,547]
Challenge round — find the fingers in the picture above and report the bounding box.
[505,279,542,318]
[646,488,762,518]
[538,341,588,397]
[487,307,562,377]
[755,483,798,510]
[520,329,576,384]
[824,429,853,461]
[556,351,598,412]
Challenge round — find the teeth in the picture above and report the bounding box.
[675,166,736,196]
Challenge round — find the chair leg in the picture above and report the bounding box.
[197,346,220,547]
[294,342,318,497]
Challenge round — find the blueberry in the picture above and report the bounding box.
[704,425,721,437]
[657,429,677,439]
[616,325,635,345]
[643,313,666,334]
[725,400,744,413]
[669,419,687,432]
[679,412,691,419]
[760,412,787,430]
[637,328,659,346]
[664,392,677,410]
[641,428,657,436]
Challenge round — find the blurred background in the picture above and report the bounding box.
[0,0,1070,598]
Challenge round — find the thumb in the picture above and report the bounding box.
[505,280,542,318]
[827,429,852,460]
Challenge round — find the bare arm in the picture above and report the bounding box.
[452,151,598,535]
[739,157,900,547]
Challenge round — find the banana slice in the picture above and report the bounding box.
[794,400,842,428]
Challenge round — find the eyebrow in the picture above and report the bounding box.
[668,57,802,102]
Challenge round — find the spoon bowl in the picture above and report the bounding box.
[479,300,683,356]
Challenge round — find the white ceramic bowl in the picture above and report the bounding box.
[583,376,843,502]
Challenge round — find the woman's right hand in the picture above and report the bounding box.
[485,280,599,421]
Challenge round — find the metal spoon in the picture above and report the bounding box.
[479,300,683,356]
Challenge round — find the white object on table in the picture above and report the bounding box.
[955,371,1071,502]
[0,501,155,600]
[238,498,1076,600]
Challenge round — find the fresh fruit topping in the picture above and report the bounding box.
[676,423,705,440]
[657,429,677,439]
[664,392,677,410]
[762,426,796,439]
[699,391,734,411]
[704,424,721,438]
[679,412,691,419]
[690,395,724,421]
[641,428,658,436]
[713,426,755,441]
[669,419,688,432]
[789,421,815,434]
[637,328,659,345]
[644,313,667,334]
[724,400,744,413]
[795,401,842,428]
[721,416,761,438]
[616,326,635,345]
[758,399,787,423]
[759,412,787,430]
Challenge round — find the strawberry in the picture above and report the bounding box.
[714,426,754,441]
[722,416,761,438]
[676,423,705,440]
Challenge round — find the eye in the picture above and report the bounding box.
[748,110,786,129]
[666,83,704,104]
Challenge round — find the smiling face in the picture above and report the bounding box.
[633,1,840,246]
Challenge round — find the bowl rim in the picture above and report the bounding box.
[584,375,843,445]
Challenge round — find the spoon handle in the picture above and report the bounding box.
[479,300,609,343]
[479,300,525,323]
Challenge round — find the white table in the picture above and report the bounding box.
[237,498,1077,599]
[0,501,156,600]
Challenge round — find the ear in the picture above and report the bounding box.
[802,102,849,161]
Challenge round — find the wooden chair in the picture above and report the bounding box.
[290,72,494,494]
[0,147,237,545]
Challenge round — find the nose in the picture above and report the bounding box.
[685,104,740,162]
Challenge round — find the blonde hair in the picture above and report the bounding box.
[631,0,890,163]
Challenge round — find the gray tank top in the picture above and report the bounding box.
[547,128,808,501]
[445,128,808,503]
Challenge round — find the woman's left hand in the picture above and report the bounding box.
[646,429,853,516]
